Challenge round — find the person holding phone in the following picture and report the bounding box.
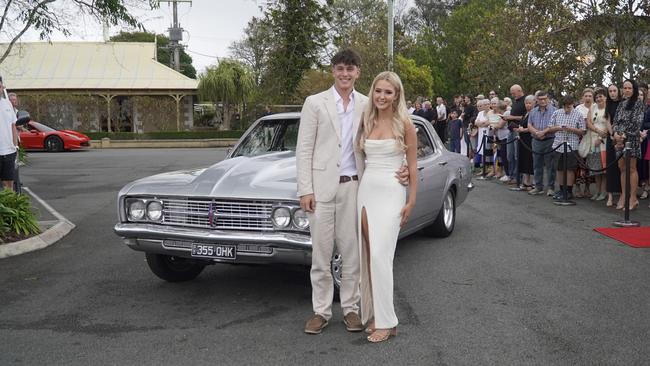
[548,95,585,200]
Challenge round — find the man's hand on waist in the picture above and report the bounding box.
[395,165,409,186]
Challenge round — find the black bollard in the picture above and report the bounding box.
[554,142,575,206]
[614,142,640,227]
[477,131,490,181]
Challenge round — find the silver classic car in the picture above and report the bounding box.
[114,113,473,284]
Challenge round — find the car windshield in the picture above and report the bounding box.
[231,118,300,158]
[30,122,56,132]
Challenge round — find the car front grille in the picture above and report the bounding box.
[162,198,274,231]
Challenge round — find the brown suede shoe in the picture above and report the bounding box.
[304,314,328,334]
[343,312,364,332]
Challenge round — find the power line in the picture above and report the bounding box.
[186,49,220,59]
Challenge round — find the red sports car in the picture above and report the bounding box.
[19,121,91,152]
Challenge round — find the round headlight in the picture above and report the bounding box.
[292,208,309,229]
[271,207,291,228]
[128,200,145,220]
[147,200,163,221]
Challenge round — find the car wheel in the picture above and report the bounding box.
[145,253,206,282]
[331,250,342,292]
[44,136,64,152]
[423,189,455,237]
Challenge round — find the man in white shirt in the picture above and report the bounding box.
[436,97,448,143]
[0,79,18,190]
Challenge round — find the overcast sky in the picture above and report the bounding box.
[14,0,266,75]
[13,0,413,77]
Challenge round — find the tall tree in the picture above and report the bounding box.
[573,0,650,83]
[394,55,433,100]
[228,17,272,87]
[0,0,154,64]
[327,0,412,94]
[463,0,579,95]
[198,59,255,130]
[261,0,329,104]
[110,31,196,79]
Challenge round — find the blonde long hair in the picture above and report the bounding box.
[357,71,411,152]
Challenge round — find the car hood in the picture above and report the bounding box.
[120,151,299,201]
[60,130,90,140]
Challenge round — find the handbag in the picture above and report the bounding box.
[578,133,591,158]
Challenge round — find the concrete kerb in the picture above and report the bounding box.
[90,138,240,149]
[0,187,75,259]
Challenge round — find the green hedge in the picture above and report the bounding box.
[84,131,245,140]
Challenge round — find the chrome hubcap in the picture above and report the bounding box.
[331,251,342,289]
[443,192,454,229]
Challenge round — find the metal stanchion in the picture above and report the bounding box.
[614,142,640,227]
[476,131,490,180]
[554,142,575,206]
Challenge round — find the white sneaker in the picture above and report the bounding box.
[528,188,544,195]
[546,189,555,196]
[499,175,510,182]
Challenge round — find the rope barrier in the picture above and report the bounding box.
[565,145,625,174]
[517,136,566,155]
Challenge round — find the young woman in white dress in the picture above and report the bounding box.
[355,71,418,343]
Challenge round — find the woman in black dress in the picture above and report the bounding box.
[517,95,535,189]
[605,84,622,206]
[613,79,645,210]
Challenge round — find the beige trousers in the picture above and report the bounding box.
[307,180,360,320]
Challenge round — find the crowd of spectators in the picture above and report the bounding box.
[408,80,650,210]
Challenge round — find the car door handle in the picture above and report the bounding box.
[438,162,448,166]
[417,166,424,171]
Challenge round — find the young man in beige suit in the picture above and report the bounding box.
[297,49,367,334]
[297,48,409,334]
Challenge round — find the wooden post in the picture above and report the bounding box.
[171,94,184,131]
[99,94,115,132]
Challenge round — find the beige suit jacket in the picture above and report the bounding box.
[296,88,368,202]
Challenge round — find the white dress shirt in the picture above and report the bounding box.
[332,87,357,176]
[0,98,17,155]
[436,104,447,121]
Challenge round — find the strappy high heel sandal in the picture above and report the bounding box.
[364,319,375,334]
[367,327,397,343]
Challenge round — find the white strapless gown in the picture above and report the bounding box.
[357,139,406,329]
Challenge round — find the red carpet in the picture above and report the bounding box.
[594,227,650,248]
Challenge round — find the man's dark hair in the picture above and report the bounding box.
[536,91,548,98]
[562,95,575,106]
[331,48,361,67]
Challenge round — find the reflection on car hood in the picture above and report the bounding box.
[122,151,299,201]
[60,130,90,140]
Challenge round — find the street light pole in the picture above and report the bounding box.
[387,0,394,71]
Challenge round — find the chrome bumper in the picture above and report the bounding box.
[114,223,312,265]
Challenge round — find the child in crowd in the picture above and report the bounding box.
[448,110,462,153]
[487,99,508,178]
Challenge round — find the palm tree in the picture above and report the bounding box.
[198,59,255,130]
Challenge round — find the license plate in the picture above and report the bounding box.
[190,244,236,260]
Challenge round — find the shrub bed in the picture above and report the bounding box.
[0,189,40,244]
[84,131,245,140]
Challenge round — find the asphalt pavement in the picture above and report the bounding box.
[1,148,649,365]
